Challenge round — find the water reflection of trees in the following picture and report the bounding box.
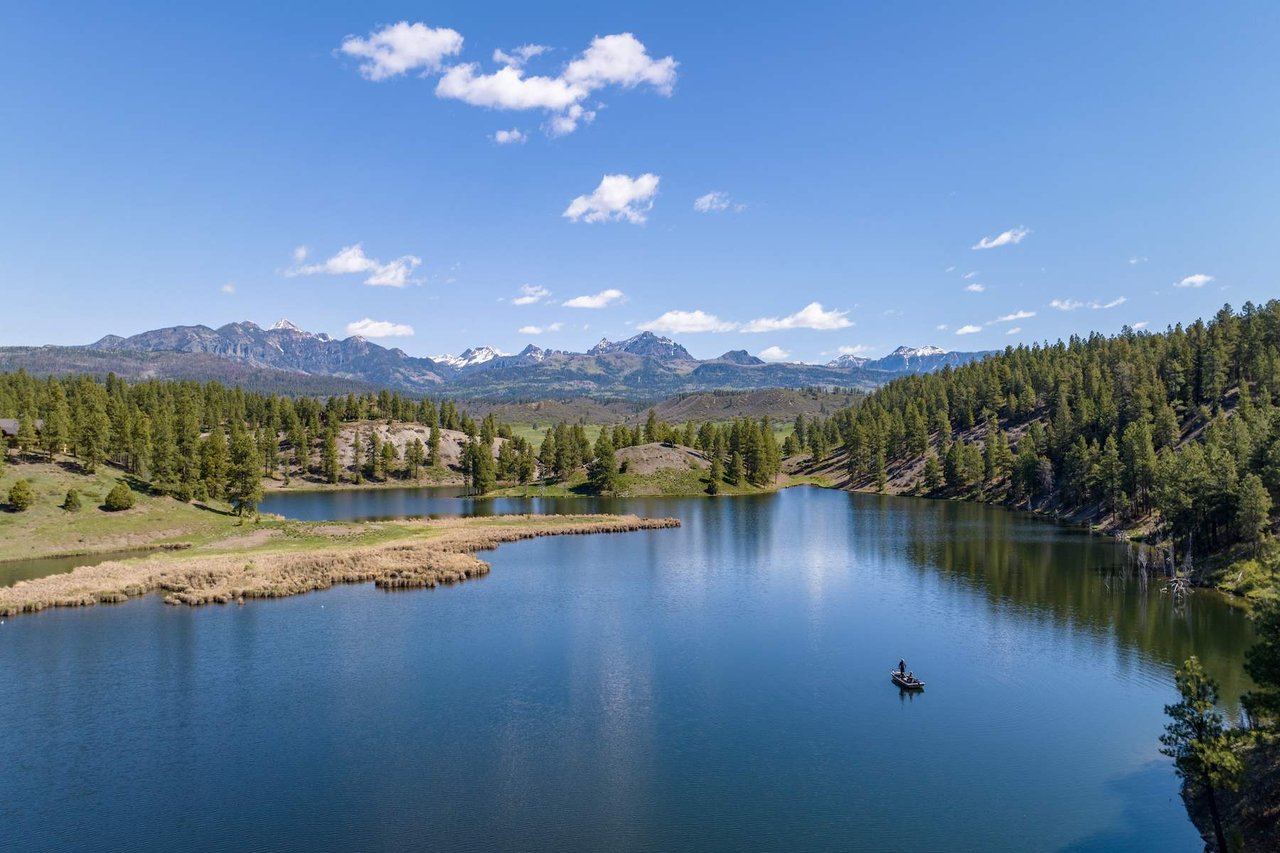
[858,495,1255,705]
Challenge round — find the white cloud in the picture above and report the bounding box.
[741,302,852,333]
[944,266,956,273]
[513,284,549,305]
[638,309,737,334]
[492,128,527,144]
[936,324,949,331]
[994,309,1035,323]
[340,22,463,81]
[563,288,625,309]
[493,44,548,68]
[1175,273,1213,288]
[564,174,659,224]
[1006,327,1022,335]
[292,245,308,263]
[693,191,735,213]
[518,322,563,335]
[757,346,790,362]
[1096,296,1126,309]
[220,282,235,295]
[956,324,983,335]
[345,318,415,338]
[1133,321,1149,329]
[972,226,1030,250]
[1050,298,1084,311]
[1128,256,1148,265]
[962,271,980,279]
[434,32,676,135]
[838,344,874,356]
[965,283,986,293]
[289,243,422,288]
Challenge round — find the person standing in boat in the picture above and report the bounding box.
[898,659,906,676]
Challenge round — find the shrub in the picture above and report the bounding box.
[103,483,135,512]
[7,479,34,511]
[62,488,82,511]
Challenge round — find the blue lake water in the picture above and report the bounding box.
[0,487,1253,851]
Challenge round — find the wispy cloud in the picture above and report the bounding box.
[564,174,659,223]
[972,226,1030,250]
[638,309,736,334]
[962,271,980,279]
[513,284,549,305]
[838,344,874,356]
[1052,296,1126,311]
[965,283,986,293]
[563,288,625,309]
[346,318,415,338]
[1006,327,1022,335]
[741,302,851,333]
[1175,273,1214,288]
[757,346,790,362]
[693,191,743,213]
[220,282,235,295]
[493,44,548,69]
[993,309,1035,323]
[956,324,982,335]
[1128,256,1148,265]
[518,322,563,335]
[1133,321,1149,329]
[288,243,422,287]
[339,22,464,81]
[492,128,527,144]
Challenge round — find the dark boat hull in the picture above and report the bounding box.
[891,672,924,690]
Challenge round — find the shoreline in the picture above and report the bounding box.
[0,514,681,618]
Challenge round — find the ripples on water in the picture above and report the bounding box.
[0,487,1253,851]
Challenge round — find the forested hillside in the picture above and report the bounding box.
[814,302,1280,595]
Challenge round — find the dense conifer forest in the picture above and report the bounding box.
[812,302,1280,592]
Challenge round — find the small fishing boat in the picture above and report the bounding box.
[891,671,924,690]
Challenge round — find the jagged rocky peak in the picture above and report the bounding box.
[270,318,306,334]
[431,345,509,369]
[826,353,870,368]
[589,331,693,362]
[718,350,765,366]
[889,344,946,358]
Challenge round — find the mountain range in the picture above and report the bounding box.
[0,320,992,400]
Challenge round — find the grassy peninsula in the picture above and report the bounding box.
[0,513,679,618]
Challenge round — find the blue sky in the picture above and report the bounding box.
[3,1,1278,363]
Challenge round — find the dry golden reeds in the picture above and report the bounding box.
[0,514,679,617]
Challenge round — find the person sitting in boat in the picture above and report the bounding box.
[907,671,914,683]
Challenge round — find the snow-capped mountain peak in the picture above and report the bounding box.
[889,345,946,358]
[270,318,307,334]
[432,345,509,369]
[826,353,870,368]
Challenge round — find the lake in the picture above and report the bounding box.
[0,487,1254,851]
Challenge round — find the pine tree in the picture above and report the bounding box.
[707,454,723,495]
[1236,472,1271,551]
[322,429,340,484]
[588,432,620,495]
[923,452,943,492]
[200,430,228,499]
[351,426,363,484]
[1243,594,1280,728]
[226,432,264,519]
[428,423,442,468]
[730,451,745,488]
[1160,657,1242,853]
